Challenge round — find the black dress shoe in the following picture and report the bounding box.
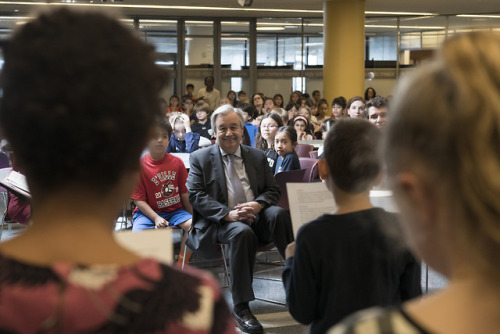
[232,308,264,334]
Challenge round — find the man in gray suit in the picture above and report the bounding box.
[187,105,293,334]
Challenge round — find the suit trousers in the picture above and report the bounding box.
[216,205,293,305]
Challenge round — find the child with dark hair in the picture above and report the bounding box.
[238,103,259,147]
[182,83,197,101]
[282,119,421,334]
[292,115,313,140]
[332,96,347,118]
[167,94,182,113]
[0,8,234,333]
[132,116,194,265]
[274,126,301,175]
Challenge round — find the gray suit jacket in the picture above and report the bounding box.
[186,144,280,257]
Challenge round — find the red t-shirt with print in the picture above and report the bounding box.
[131,153,188,213]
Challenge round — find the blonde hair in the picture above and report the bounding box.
[385,31,500,276]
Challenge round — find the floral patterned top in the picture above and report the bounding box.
[0,253,236,333]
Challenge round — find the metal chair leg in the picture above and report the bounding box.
[220,244,231,289]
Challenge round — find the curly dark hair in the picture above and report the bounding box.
[0,9,167,194]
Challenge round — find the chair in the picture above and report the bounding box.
[309,150,318,159]
[0,167,15,240]
[299,157,319,182]
[275,169,306,211]
[294,144,314,158]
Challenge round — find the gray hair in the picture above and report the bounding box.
[211,104,245,133]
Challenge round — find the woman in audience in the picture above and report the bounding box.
[227,90,237,106]
[346,96,366,119]
[331,31,500,334]
[364,87,376,101]
[274,93,284,109]
[252,92,265,115]
[0,9,234,333]
[256,113,283,170]
[286,91,302,110]
[315,98,329,124]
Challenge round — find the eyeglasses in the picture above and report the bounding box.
[261,124,278,129]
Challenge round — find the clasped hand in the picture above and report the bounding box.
[226,201,261,224]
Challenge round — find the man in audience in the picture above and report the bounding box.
[187,105,293,334]
[366,96,388,130]
[198,76,220,111]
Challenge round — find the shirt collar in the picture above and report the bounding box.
[219,145,242,159]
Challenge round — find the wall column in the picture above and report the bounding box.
[323,0,365,109]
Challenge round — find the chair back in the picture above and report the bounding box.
[295,144,314,158]
[0,151,10,169]
[274,168,306,210]
[299,158,319,182]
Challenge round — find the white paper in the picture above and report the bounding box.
[170,153,191,169]
[114,229,173,264]
[287,182,336,237]
[287,183,399,237]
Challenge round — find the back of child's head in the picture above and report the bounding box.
[186,83,194,89]
[276,125,298,144]
[324,119,381,194]
[0,8,165,195]
[193,101,212,115]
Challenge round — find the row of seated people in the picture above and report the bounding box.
[165,91,388,148]
[1,9,497,334]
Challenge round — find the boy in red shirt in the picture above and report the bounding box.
[131,117,192,265]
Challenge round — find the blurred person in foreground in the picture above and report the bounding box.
[0,8,234,333]
[330,31,500,334]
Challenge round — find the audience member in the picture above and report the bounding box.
[332,96,347,119]
[312,90,321,106]
[331,31,500,334]
[238,103,259,147]
[263,97,275,114]
[284,119,421,334]
[286,91,302,109]
[191,101,213,140]
[237,90,248,103]
[167,94,182,113]
[182,83,197,101]
[256,113,283,170]
[182,96,197,124]
[286,103,300,125]
[293,116,313,140]
[227,90,237,106]
[219,96,231,106]
[274,126,301,175]
[132,117,193,265]
[346,96,366,119]
[364,86,376,101]
[0,8,234,333]
[167,112,200,153]
[366,96,388,129]
[198,76,220,110]
[252,93,265,115]
[187,105,293,334]
[314,98,329,124]
[273,93,284,109]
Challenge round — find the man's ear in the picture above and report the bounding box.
[318,159,330,181]
[395,171,436,227]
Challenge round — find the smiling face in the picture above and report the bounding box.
[215,111,243,154]
[368,106,388,129]
[348,100,365,118]
[274,131,295,157]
